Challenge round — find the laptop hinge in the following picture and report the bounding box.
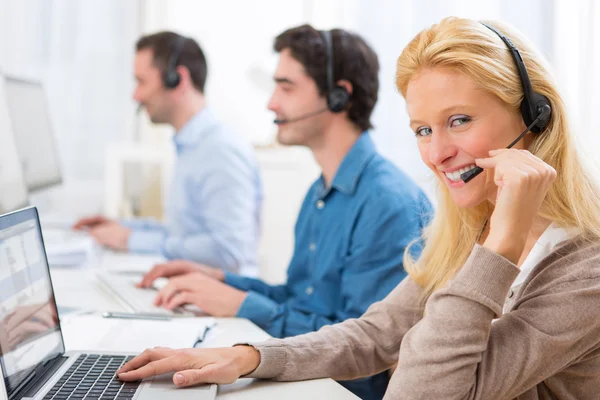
[10,355,68,400]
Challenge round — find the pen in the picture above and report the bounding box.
[102,311,172,321]
[193,322,217,347]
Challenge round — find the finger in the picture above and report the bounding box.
[165,292,192,311]
[73,218,94,230]
[518,150,557,184]
[73,216,104,230]
[117,347,173,375]
[174,364,233,387]
[494,161,538,191]
[118,356,181,381]
[138,262,192,288]
[488,148,510,156]
[475,157,497,169]
[155,280,183,307]
[138,265,166,288]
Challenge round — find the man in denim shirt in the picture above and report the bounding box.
[139,25,432,399]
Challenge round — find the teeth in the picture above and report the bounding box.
[445,165,477,182]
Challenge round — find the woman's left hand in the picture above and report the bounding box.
[475,148,556,264]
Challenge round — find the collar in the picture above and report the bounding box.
[315,131,376,198]
[512,222,582,288]
[172,108,219,152]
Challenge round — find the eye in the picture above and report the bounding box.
[415,126,433,137]
[449,115,471,128]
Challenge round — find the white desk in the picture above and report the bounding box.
[48,255,358,399]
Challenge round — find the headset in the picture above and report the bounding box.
[321,30,350,113]
[273,29,350,124]
[163,35,187,89]
[461,23,553,183]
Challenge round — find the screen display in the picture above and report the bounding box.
[0,209,63,395]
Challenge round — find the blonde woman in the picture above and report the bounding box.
[117,18,600,399]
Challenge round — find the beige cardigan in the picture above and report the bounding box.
[246,237,600,399]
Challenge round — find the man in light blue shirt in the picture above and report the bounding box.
[74,32,262,275]
[138,25,432,399]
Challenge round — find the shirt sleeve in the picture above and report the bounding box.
[161,143,261,273]
[225,273,289,303]
[238,190,426,338]
[247,243,600,400]
[390,245,600,400]
[244,276,424,381]
[122,219,169,254]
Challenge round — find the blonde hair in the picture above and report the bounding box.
[398,17,600,300]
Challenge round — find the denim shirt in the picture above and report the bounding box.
[124,108,263,276]
[225,132,432,399]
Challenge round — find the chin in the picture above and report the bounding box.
[448,190,488,209]
[276,129,300,146]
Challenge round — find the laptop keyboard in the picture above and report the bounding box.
[43,354,139,400]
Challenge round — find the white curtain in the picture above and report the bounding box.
[0,0,140,181]
[553,0,600,174]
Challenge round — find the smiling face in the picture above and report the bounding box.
[406,67,528,208]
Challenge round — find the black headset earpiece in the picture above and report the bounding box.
[461,24,554,184]
[320,30,350,113]
[481,23,552,133]
[163,35,186,89]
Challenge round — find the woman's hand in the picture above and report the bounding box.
[117,346,261,387]
[475,149,556,264]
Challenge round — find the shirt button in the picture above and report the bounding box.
[316,200,325,209]
[309,243,316,251]
[508,289,515,299]
[306,286,314,295]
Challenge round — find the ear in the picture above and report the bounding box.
[176,65,191,88]
[336,79,353,96]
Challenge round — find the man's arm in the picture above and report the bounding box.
[238,190,427,338]
[224,273,290,303]
[124,220,169,254]
[161,147,260,272]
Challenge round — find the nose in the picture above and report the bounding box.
[267,89,281,113]
[428,129,457,167]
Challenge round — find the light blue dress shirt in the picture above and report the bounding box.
[123,108,262,275]
[224,132,432,399]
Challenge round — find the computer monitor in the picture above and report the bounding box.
[3,76,62,193]
[0,77,29,214]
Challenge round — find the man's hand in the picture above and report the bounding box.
[89,222,131,251]
[73,215,112,230]
[138,260,225,289]
[117,346,261,387]
[154,273,246,317]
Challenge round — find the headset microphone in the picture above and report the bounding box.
[273,107,329,125]
[461,104,551,183]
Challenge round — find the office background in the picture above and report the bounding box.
[0,0,598,283]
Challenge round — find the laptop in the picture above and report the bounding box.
[0,207,217,400]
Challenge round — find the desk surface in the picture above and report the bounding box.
[48,253,358,399]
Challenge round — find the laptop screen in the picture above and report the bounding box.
[0,207,64,396]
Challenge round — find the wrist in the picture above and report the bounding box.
[482,232,525,265]
[215,269,225,282]
[234,345,261,376]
